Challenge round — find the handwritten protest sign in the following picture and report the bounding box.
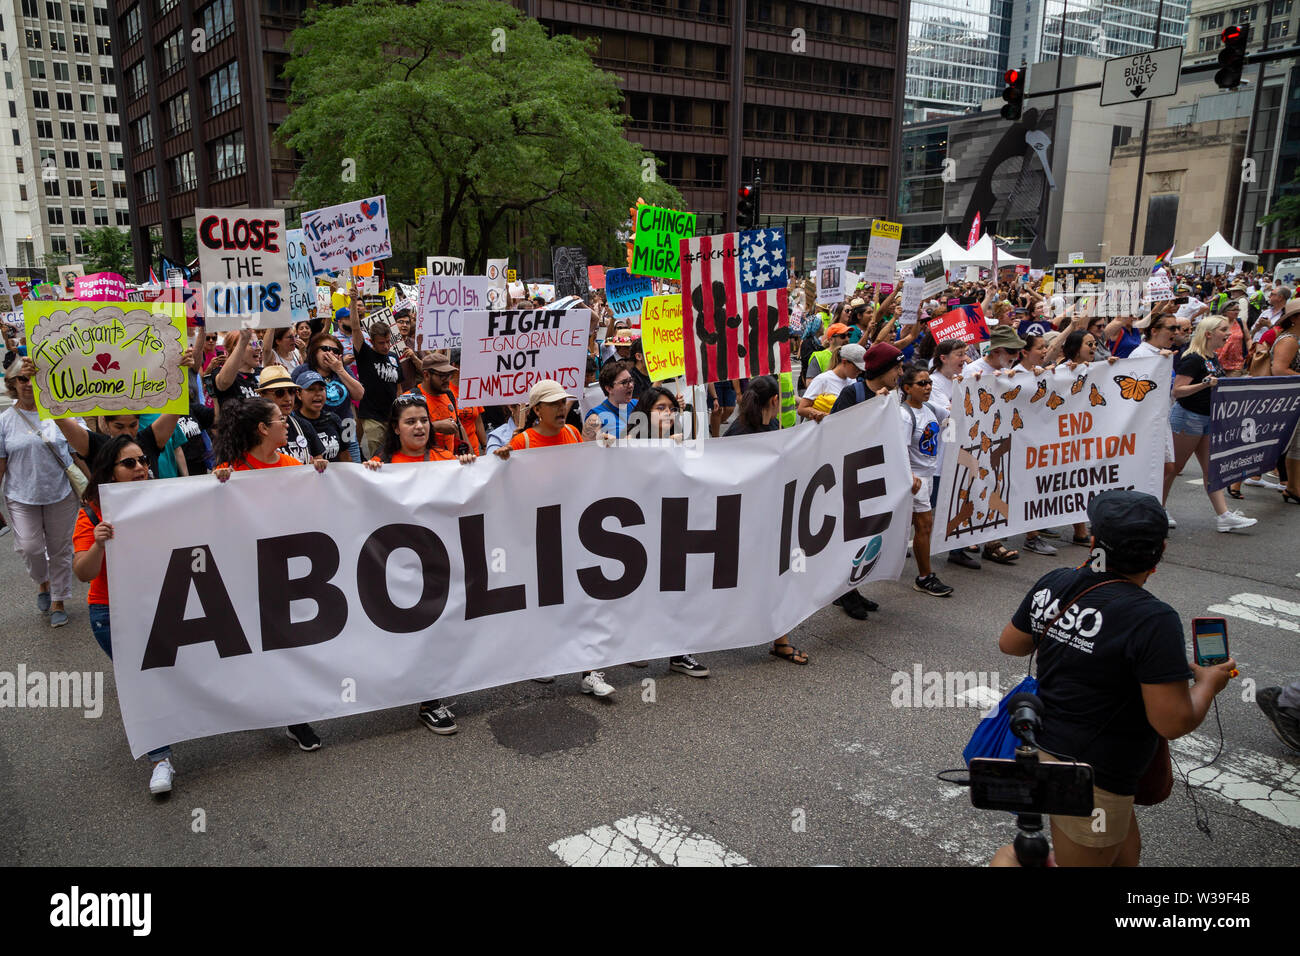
[72,273,127,302]
[0,267,19,311]
[815,245,850,303]
[1147,273,1174,301]
[605,267,652,325]
[935,356,1168,552]
[285,228,314,324]
[426,257,465,277]
[458,308,589,406]
[640,295,685,382]
[899,277,924,326]
[24,300,188,418]
[631,205,696,280]
[415,275,492,351]
[587,265,606,290]
[300,195,391,274]
[679,231,791,385]
[552,247,591,299]
[196,208,290,331]
[865,220,902,284]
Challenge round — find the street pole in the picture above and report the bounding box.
[1232,4,1272,252]
[1048,0,1068,262]
[1126,0,1165,256]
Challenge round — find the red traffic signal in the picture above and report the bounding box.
[1004,69,1021,85]
[1001,66,1025,121]
[1216,24,1249,89]
[1221,25,1242,44]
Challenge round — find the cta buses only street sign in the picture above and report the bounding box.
[1100,45,1183,107]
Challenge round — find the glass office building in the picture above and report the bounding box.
[905,1,1013,123]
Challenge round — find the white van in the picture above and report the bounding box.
[1274,257,1300,284]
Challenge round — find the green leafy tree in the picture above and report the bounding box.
[78,226,133,277]
[278,0,683,272]
[1259,173,1300,245]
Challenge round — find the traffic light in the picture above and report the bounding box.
[1000,68,1025,122]
[1215,25,1248,90]
[737,182,760,229]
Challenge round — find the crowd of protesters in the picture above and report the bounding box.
[1,259,1297,817]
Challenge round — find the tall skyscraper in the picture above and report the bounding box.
[1008,0,1190,67]
[1,0,131,275]
[905,1,1013,123]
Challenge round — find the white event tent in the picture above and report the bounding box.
[1171,232,1257,270]
[897,232,1028,273]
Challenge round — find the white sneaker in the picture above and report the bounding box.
[1167,513,1177,528]
[149,758,174,795]
[1216,510,1257,532]
[1245,477,1282,490]
[580,671,614,697]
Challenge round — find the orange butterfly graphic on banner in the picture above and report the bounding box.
[1113,375,1159,401]
[1089,383,1107,407]
[992,410,1002,434]
[1030,381,1047,403]
[978,388,994,414]
[1012,409,1024,430]
[964,389,974,417]
[1046,391,1065,410]
[1002,385,1021,403]
[1070,374,1086,395]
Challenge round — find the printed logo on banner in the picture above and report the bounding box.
[848,534,885,584]
[679,230,791,386]
[196,208,290,331]
[300,195,391,274]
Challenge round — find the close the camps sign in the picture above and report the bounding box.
[934,355,1169,552]
[23,301,188,418]
[100,397,910,756]
[196,208,291,331]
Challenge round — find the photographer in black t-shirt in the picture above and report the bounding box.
[997,490,1236,866]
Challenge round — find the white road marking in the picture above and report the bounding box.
[1171,732,1300,829]
[549,810,751,867]
[835,741,1008,865]
[1207,593,1300,634]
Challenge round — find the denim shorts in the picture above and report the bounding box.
[1170,403,1211,437]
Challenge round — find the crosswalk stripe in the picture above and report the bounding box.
[549,811,752,867]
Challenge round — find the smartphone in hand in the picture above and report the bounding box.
[1192,617,1229,667]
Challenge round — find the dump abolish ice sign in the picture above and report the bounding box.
[1100,45,1182,106]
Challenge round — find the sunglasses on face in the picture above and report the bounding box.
[115,456,147,470]
[910,380,933,387]
[266,387,297,398]
[11,375,30,384]
[319,346,342,355]
[393,393,426,408]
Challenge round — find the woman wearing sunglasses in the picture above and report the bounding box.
[898,365,954,598]
[262,326,303,372]
[0,360,81,628]
[293,333,363,462]
[211,397,327,751]
[364,393,475,734]
[256,366,324,466]
[73,435,178,794]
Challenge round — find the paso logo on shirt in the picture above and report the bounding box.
[1030,586,1104,648]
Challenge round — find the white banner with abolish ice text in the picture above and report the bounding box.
[102,397,912,756]
[934,356,1170,553]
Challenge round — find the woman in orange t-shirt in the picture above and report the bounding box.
[72,435,177,794]
[497,379,600,456]
[363,393,477,469]
[211,396,329,481]
[209,396,326,753]
[363,392,474,734]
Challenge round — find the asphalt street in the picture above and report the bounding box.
[0,456,1296,867]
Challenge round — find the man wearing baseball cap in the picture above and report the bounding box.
[806,322,852,383]
[996,490,1236,866]
[257,365,322,466]
[798,342,864,422]
[407,350,468,456]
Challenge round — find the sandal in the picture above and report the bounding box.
[1227,487,1244,500]
[1283,491,1300,505]
[1070,535,1091,546]
[982,543,1019,564]
[770,643,808,665]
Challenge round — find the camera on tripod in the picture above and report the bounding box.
[968,692,1094,866]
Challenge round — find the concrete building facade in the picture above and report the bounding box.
[1,0,130,277]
